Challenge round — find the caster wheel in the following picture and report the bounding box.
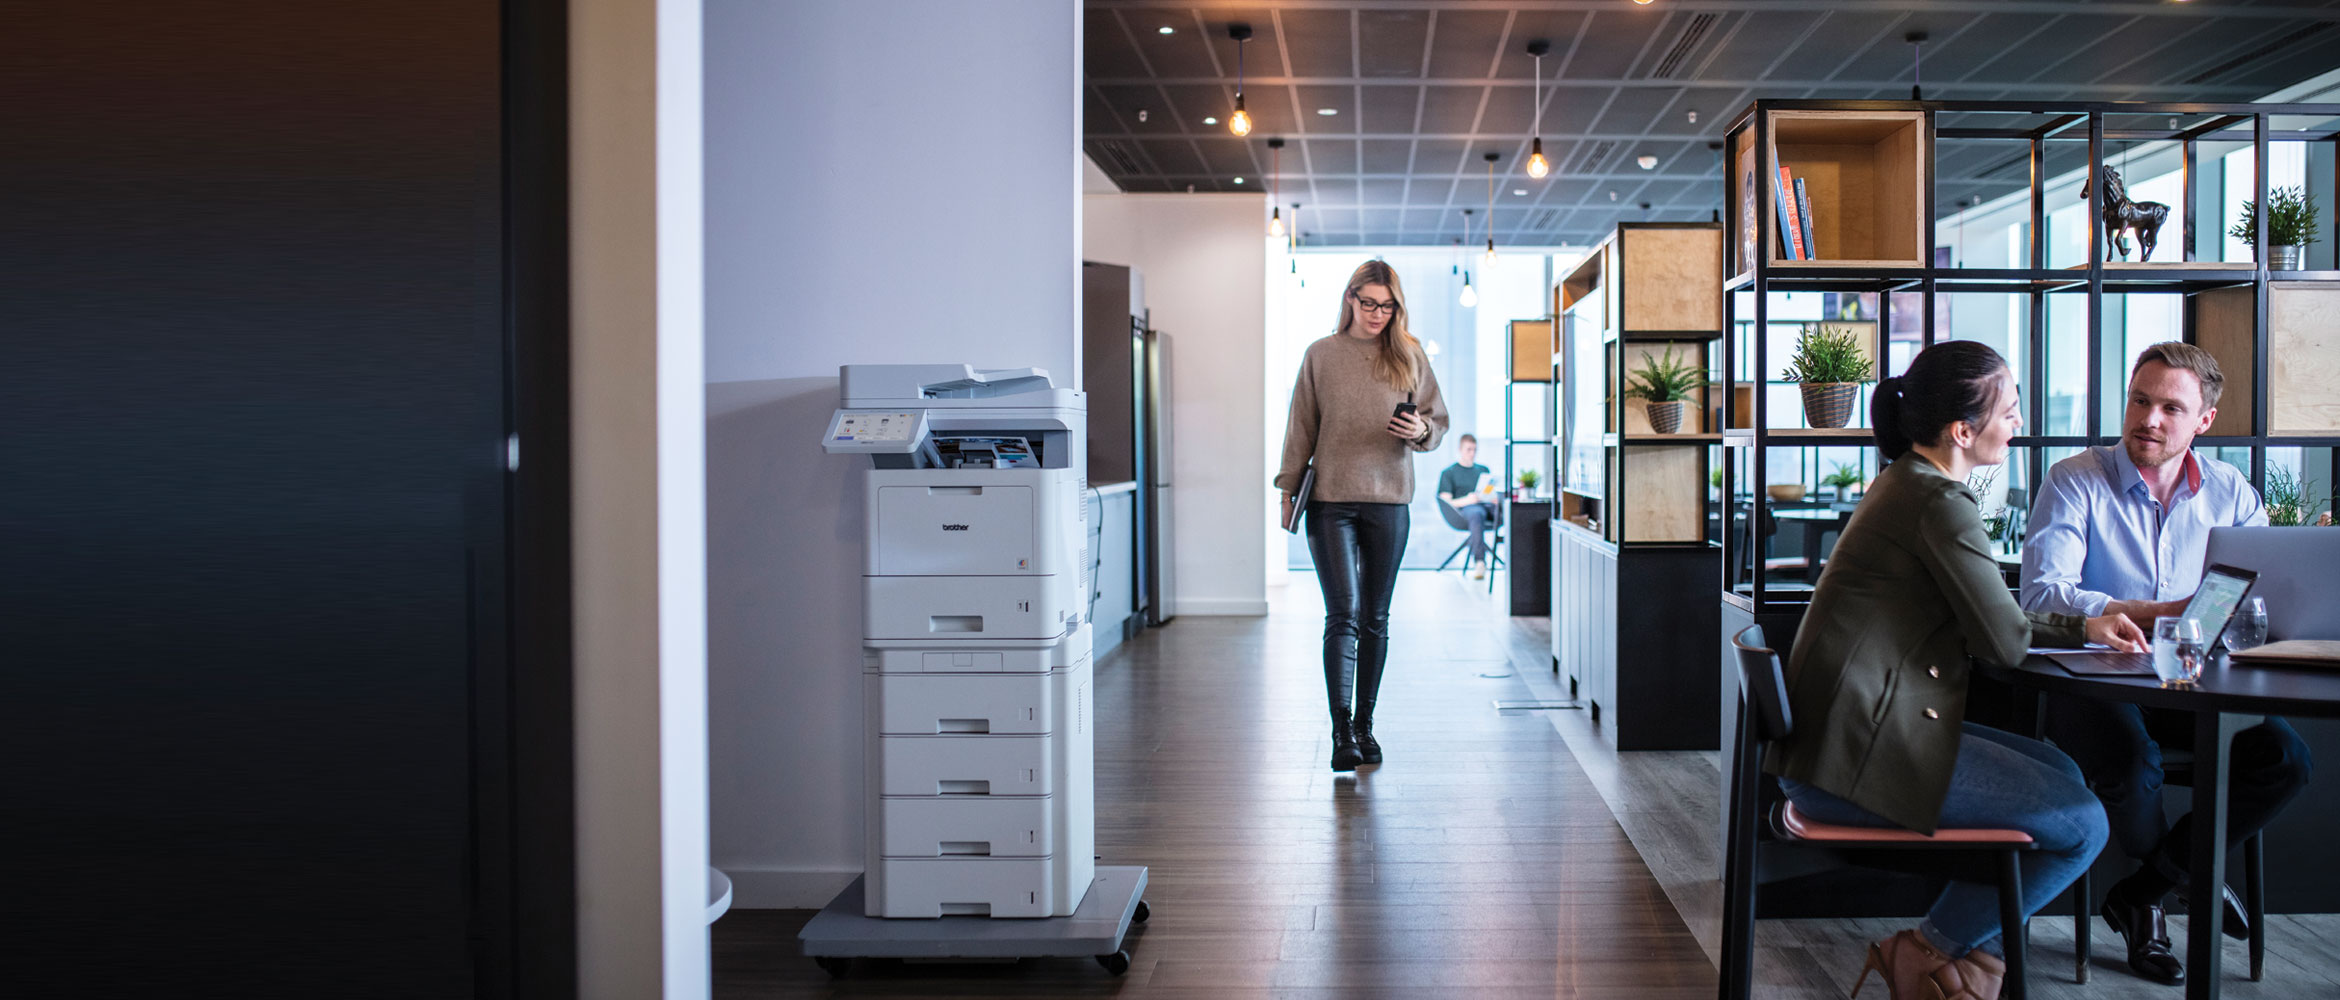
[813,956,848,978]
[1133,900,1150,923]
[1095,950,1131,976]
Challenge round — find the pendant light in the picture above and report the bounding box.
[1483,152,1500,261]
[1267,138,1285,236]
[1458,213,1479,308]
[1228,24,1254,137]
[1525,40,1551,179]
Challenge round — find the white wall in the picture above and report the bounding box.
[1083,191,1271,616]
[703,0,1082,908]
[571,0,707,994]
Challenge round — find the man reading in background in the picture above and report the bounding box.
[1438,434,1501,580]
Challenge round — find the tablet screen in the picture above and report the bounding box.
[2183,565,2254,643]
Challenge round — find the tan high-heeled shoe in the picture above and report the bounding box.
[1925,948,2004,1000]
[1849,929,1953,1000]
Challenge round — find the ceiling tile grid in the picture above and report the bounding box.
[1086,0,2340,245]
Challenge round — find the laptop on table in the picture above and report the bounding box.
[2051,564,2257,677]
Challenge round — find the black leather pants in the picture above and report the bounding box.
[1305,501,1409,727]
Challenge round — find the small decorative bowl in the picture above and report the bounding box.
[1767,484,1808,503]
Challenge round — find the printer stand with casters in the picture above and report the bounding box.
[800,867,1151,977]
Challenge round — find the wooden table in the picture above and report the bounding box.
[1979,653,2340,1000]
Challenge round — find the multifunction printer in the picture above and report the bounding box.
[821,364,1095,918]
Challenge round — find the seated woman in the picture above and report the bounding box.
[1766,341,2144,1000]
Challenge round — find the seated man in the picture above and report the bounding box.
[1437,434,1502,580]
[2021,342,2312,986]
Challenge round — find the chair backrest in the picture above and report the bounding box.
[1731,625,1793,744]
[1435,495,1470,531]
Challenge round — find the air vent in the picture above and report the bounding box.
[2186,22,2335,85]
[1649,13,1719,79]
[1527,208,1563,231]
[1096,139,1144,176]
[1577,139,1618,173]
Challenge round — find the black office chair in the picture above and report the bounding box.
[1719,626,2090,1000]
[1433,496,1502,593]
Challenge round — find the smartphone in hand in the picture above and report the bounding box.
[1392,401,1417,418]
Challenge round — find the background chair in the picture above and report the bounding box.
[1433,496,1502,593]
[1719,625,2089,1000]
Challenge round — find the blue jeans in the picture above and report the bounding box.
[1781,723,2110,959]
[2043,697,2313,888]
[1460,501,1503,562]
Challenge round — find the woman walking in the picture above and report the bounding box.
[1274,260,1447,771]
[1767,341,2140,999]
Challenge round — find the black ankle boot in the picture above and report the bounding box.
[1330,719,1364,771]
[1353,713,1382,764]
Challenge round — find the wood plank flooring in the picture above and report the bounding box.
[713,571,1716,998]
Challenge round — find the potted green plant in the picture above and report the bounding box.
[1820,462,1864,500]
[1783,324,1875,429]
[1516,468,1541,500]
[2266,467,2329,526]
[2228,187,2321,270]
[1621,345,1707,435]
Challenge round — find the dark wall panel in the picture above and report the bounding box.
[3,2,529,994]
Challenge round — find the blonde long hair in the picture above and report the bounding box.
[1336,259,1421,392]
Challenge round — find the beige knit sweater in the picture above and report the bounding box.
[1274,332,1450,505]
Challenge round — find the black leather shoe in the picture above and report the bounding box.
[1353,717,1382,764]
[2102,888,2185,985]
[1330,720,1363,771]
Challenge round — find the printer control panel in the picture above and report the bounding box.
[824,410,927,453]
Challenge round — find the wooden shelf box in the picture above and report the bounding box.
[2195,282,2340,436]
[1734,110,1926,270]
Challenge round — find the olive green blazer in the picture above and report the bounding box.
[1765,455,2086,834]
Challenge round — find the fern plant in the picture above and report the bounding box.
[2229,187,2322,247]
[1621,345,1707,403]
[1782,325,1875,384]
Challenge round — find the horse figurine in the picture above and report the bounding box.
[2080,166,2170,262]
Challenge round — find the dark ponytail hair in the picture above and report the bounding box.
[1871,340,2011,461]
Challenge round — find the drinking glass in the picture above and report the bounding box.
[2153,616,2206,688]
[2224,597,2269,652]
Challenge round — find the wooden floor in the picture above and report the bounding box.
[714,570,1716,998]
[712,569,2340,998]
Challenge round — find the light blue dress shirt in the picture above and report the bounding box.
[2019,446,2265,617]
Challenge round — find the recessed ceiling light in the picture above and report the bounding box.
[1234,177,1245,184]
[1513,188,1528,196]
[1637,154,1658,170]
[1203,117,1218,125]
[1158,25,1174,34]
[1316,108,1338,116]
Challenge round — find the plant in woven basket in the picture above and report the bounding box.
[1784,324,1874,429]
[1622,345,1707,434]
[2266,466,2328,527]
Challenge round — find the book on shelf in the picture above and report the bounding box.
[1774,166,1807,260]
[1793,176,1817,260]
[1736,141,1759,272]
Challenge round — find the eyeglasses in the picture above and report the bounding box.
[1352,294,1398,315]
